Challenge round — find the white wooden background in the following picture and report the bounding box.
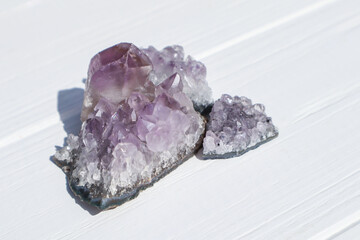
[1,0,360,239]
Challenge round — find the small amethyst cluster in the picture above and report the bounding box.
[55,43,278,210]
[203,95,278,158]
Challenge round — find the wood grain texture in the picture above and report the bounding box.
[1,0,360,239]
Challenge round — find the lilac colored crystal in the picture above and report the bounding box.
[81,43,155,121]
[202,94,278,159]
[142,45,213,112]
[56,43,205,210]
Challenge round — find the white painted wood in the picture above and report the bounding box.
[1,0,360,239]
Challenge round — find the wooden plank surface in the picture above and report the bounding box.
[1,0,360,239]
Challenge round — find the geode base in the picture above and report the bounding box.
[68,151,193,210]
[202,132,279,160]
[62,119,205,210]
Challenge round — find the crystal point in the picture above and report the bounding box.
[142,45,213,112]
[81,43,154,121]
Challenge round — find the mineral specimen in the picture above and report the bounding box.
[55,43,205,210]
[202,94,278,159]
[55,42,278,211]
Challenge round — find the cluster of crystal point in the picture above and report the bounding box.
[55,42,278,210]
[203,94,278,158]
[81,43,212,121]
[142,45,212,112]
[56,43,205,210]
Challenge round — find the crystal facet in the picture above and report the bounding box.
[81,43,154,121]
[142,45,213,112]
[202,94,278,159]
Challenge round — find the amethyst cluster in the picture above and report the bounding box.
[203,95,278,159]
[55,43,278,210]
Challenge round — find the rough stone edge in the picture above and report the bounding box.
[202,130,279,160]
[65,116,206,211]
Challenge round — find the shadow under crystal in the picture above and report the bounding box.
[57,88,84,135]
[50,86,102,215]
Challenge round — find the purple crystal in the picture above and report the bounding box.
[56,43,205,210]
[81,43,155,121]
[142,45,213,112]
[202,94,278,159]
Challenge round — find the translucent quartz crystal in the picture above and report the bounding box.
[81,43,154,121]
[203,94,278,159]
[81,43,213,121]
[142,45,213,112]
[56,43,205,209]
